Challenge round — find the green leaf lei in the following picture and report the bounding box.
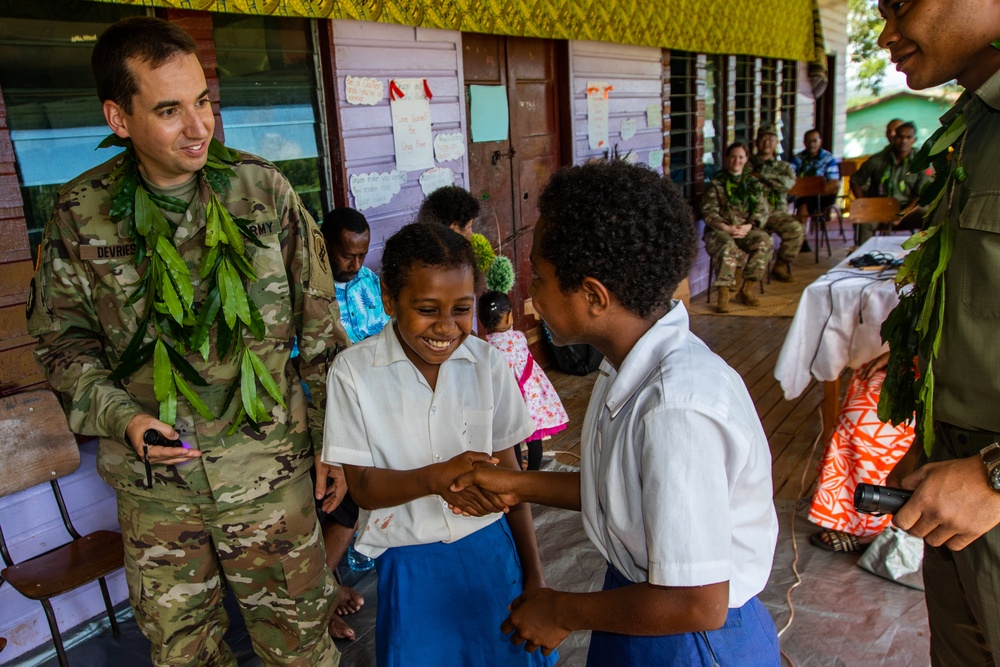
[877,112,968,454]
[101,135,287,434]
[722,171,764,219]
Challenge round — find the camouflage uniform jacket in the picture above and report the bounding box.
[749,155,796,209]
[27,150,350,510]
[701,171,771,232]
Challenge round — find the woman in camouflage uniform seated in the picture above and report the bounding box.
[701,142,774,313]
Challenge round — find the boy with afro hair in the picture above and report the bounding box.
[416,185,480,238]
[451,160,780,666]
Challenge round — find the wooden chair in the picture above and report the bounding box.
[846,197,901,245]
[833,160,860,240]
[788,175,833,262]
[0,390,123,667]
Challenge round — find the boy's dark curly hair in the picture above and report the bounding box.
[417,186,481,227]
[536,161,696,318]
[478,290,512,332]
[380,222,480,302]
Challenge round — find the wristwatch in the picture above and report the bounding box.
[980,443,1000,491]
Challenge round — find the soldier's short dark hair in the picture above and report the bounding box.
[804,128,822,140]
[725,141,750,158]
[897,121,917,136]
[536,161,696,319]
[322,208,370,251]
[417,186,480,228]
[478,291,511,332]
[92,16,199,114]
[380,222,480,302]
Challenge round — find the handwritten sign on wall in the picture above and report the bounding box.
[620,117,637,142]
[419,167,455,195]
[390,78,435,172]
[350,170,407,211]
[587,82,612,150]
[434,133,466,162]
[345,76,383,105]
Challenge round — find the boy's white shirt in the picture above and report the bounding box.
[581,301,778,608]
[323,321,535,558]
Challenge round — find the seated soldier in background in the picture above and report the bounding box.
[850,121,930,245]
[750,124,803,282]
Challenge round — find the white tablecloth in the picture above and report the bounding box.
[775,236,910,400]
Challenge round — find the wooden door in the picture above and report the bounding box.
[463,34,563,333]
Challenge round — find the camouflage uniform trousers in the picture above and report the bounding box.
[704,227,774,287]
[763,212,804,262]
[118,473,340,667]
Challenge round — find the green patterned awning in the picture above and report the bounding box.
[97,0,826,65]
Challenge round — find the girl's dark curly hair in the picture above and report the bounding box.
[380,222,480,302]
[536,161,696,318]
[416,186,481,227]
[478,290,512,332]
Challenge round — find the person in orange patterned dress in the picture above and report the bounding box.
[808,354,915,553]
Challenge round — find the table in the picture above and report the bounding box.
[774,236,910,439]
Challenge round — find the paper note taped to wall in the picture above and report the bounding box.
[470,85,509,143]
[419,167,455,195]
[350,170,407,211]
[345,76,383,105]
[648,149,665,171]
[434,133,466,162]
[587,82,612,150]
[390,78,435,171]
[647,104,662,128]
[620,117,637,142]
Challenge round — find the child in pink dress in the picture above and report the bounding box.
[479,290,569,470]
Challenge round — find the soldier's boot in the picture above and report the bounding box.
[736,280,760,307]
[716,287,731,313]
[771,259,794,283]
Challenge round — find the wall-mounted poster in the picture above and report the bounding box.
[646,103,662,128]
[587,82,612,150]
[345,76,383,105]
[419,167,455,195]
[434,132,466,162]
[350,170,407,211]
[620,117,637,142]
[470,85,509,143]
[390,78,435,171]
[648,149,665,171]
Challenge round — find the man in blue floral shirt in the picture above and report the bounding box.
[324,208,390,343]
[317,206,389,639]
[790,129,841,249]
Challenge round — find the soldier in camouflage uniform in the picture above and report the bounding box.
[750,124,804,282]
[701,142,773,313]
[25,18,348,667]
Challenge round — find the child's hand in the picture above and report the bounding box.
[435,452,509,517]
[450,465,522,508]
[501,588,570,656]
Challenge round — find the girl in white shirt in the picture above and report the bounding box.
[322,222,556,667]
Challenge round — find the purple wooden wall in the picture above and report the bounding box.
[568,41,664,171]
[331,20,469,267]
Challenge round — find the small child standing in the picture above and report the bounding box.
[322,223,556,667]
[479,290,568,470]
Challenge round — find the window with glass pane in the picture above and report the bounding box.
[703,55,722,183]
[760,58,778,134]
[0,1,142,262]
[780,60,798,159]
[213,15,326,220]
[669,50,697,200]
[733,55,756,144]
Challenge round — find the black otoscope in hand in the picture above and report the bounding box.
[854,483,913,515]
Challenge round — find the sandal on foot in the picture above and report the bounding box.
[810,529,866,554]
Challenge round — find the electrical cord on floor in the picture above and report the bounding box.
[542,449,581,462]
[777,408,825,667]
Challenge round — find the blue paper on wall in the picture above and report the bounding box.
[470,85,509,143]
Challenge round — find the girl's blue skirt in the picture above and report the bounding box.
[586,563,780,667]
[374,517,558,667]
